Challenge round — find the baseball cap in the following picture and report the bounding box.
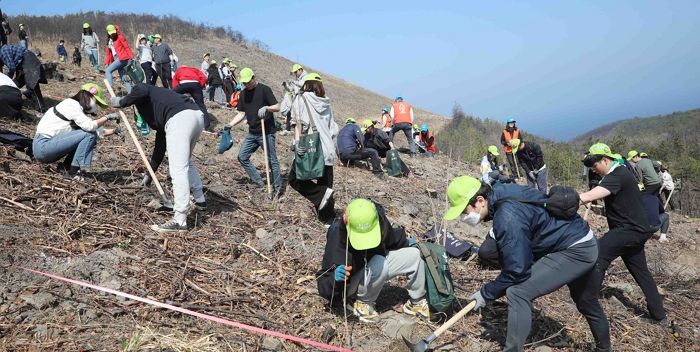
[239,67,254,83]
[291,63,303,73]
[420,123,429,132]
[83,23,90,29]
[346,118,356,124]
[627,150,639,160]
[444,176,482,220]
[487,145,500,156]
[303,72,322,83]
[588,143,618,159]
[81,83,108,108]
[346,199,382,250]
[106,25,116,35]
[361,119,374,132]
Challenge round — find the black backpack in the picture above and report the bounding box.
[495,185,580,220]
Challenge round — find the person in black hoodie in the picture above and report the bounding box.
[316,198,428,323]
[443,176,601,352]
[514,139,547,192]
[110,83,206,233]
[206,60,223,104]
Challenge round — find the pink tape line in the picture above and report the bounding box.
[21,267,352,352]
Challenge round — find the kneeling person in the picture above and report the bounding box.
[317,198,428,323]
[336,119,383,177]
[443,176,601,352]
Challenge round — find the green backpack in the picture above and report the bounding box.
[386,149,403,177]
[416,242,455,320]
[126,60,145,84]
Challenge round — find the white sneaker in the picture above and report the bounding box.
[659,233,668,243]
[319,188,334,211]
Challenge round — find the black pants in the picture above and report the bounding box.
[155,63,172,88]
[660,189,675,210]
[364,139,390,158]
[289,162,334,218]
[209,84,222,102]
[340,148,382,171]
[141,62,157,85]
[285,111,292,131]
[0,86,23,118]
[575,228,666,351]
[223,78,234,103]
[174,82,210,130]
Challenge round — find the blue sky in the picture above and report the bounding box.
[4,0,699,140]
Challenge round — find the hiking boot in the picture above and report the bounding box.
[402,298,430,319]
[150,220,187,233]
[352,301,380,323]
[319,188,334,211]
[194,201,207,211]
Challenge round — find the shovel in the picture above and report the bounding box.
[402,300,476,352]
[102,79,173,210]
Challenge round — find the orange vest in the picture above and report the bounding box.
[392,102,412,124]
[421,131,437,153]
[502,128,520,153]
[382,113,392,128]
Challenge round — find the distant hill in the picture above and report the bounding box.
[9,11,448,130]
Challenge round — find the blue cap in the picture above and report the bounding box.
[421,123,428,132]
[395,96,403,101]
[507,118,516,123]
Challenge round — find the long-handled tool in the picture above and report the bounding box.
[260,117,273,197]
[102,79,173,210]
[512,148,522,180]
[402,300,476,352]
[663,188,674,210]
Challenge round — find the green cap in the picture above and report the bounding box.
[639,152,648,157]
[153,34,162,39]
[346,199,381,250]
[291,63,303,73]
[361,119,374,132]
[106,25,116,35]
[81,83,108,108]
[83,23,90,29]
[587,143,618,159]
[487,145,500,156]
[627,150,639,160]
[303,72,322,84]
[444,176,482,220]
[346,118,356,124]
[239,67,254,83]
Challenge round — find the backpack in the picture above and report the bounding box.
[126,60,145,84]
[416,242,455,321]
[495,185,580,220]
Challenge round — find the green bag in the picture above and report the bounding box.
[126,60,145,84]
[386,149,403,177]
[294,96,326,181]
[416,242,455,320]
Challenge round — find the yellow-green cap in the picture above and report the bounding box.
[210,60,217,64]
[488,145,500,156]
[229,63,238,68]
[627,150,639,160]
[639,152,648,157]
[303,72,322,84]
[239,67,254,83]
[346,199,381,250]
[106,25,116,35]
[444,176,482,220]
[153,34,162,39]
[346,118,356,124]
[587,143,617,159]
[291,63,302,73]
[361,119,374,132]
[83,23,90,29]
[81,83,108,108]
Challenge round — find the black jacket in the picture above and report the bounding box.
[207,66,222,86]
[516,141,545,172]
[316,202,409,304]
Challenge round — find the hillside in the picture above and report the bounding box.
[10,11,448,131]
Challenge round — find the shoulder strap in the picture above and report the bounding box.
[53,106,80,130]
[299,94,322,132]
[417,243,450,295]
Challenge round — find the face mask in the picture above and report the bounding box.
[86,98,97,114]
[460,212,481,226]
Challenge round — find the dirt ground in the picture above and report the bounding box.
[1,63,699,352]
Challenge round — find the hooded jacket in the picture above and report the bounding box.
[480,182,591,301]
[516,141,545,172]
[207,65,222,86]
[104,25,133,65]
[316,202,409,304]
[291,91,339,166]
[336,123,364,156]
[172,66,207,89]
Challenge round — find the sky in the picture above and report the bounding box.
[3,0,699,140]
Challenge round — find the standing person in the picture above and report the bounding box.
[103,24,133,94]
[18,23,28,48]
[289,73,339,221]
[317,198,428,322]
[111,83,207,232]
[389,96,417,155]
[381,107,392,133]
[0,71,23,118]
[514,139,547,192]
[226,68,282,196]
[289,63,307,94]
[172,66,210,130]
[56,40,68,63]
[500,118,522,178]
[659,165,675,211]
[628,150,662,195]
[221,58,235,103]
[33,84,119,180]
[206,60,224,104]
[443,176,601,352]
[418,123,437,157]
[337,119,384,178]
[136,34,157,85]
[81,23,100,71]
[579,143,667,350]
[200,53,210,75]
[151,34,173,88]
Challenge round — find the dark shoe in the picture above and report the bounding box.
[150,219,187,233]
[194,201,207,211]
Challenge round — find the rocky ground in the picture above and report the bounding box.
[1,63,699,352]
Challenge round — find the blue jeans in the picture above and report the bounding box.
[33,130,97,168]
[237,133,281,191]
[85,48,99,71]
[105,59,132,93]
[19,39,27,48]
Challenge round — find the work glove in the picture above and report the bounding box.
[113,127,123,136]
[407,237,417,247]
[105,112,119,121]
[469,290,486,311]
[334,265,352,282]
[296,145,306,157]
[257,106,268,118]
[110,96,122,108]
[141,174,152,187]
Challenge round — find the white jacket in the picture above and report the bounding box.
[291,91,339,166]
[660,171,674,191]
[35,99,98,138]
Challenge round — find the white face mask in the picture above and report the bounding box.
[86,98,97,114]
[460,212,481,226]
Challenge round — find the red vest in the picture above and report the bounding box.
[392,102,412,124]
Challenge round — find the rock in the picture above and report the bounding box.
[379,311,415,338]
[403,203,420,217]
[204,157,217,165]
[261,336,283,351]
[256,228,279,252]
[20,292,57,310]
[64,72,76,81]
[533,346,553,352]
[376,192,386,196]
[147,199,163,209]
[255,228,269,238]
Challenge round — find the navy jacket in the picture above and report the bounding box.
[481,183,591,301]
[336,123,364,156]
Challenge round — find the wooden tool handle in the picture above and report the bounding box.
[433,300,477,337]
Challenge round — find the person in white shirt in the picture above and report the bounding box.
[659,165,675,211]
[33,84,120,180]
[0,72,22,118]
